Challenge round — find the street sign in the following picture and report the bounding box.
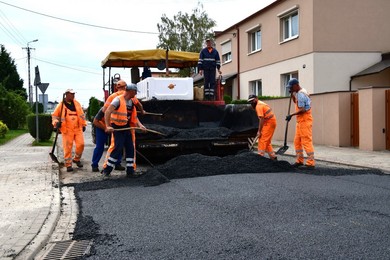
[38,83,49,94]
[34,65,41,86]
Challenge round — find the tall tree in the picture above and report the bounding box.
[0,44,26,100]
[157,2,216,53]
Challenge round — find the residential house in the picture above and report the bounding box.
[213,0,390,150]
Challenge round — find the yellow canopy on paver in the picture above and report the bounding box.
[101,49,199,69]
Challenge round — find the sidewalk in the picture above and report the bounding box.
[0,134,60,260]
[0,134,389,259]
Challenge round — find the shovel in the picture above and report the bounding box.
[49,94,65,163]
[276,94,293,155]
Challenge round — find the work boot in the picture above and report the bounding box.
[101,169,110,178]
[126,168,138,178]
[92,167,99,172]
[73,160,83,168]
[292,162,304,168]
[115,164,125,171]
[270,156,278,161]
[67,166,74,172]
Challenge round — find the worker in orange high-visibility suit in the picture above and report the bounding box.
[285,78,315,169]
[52,89,87,172]
[102,80,145,171]
[248,94,277,160]
[129,95,145,172]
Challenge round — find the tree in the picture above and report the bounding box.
[0,45,26,100]
[157,2,216,53]
[0,84,31,129]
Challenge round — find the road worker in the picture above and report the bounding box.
[248,94,277,160]
[198,38,222,101]
[102,80,145,171]
[285,78,315,169]
[102,84,146,178]
[52,89,87,172]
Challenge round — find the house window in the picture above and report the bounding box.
[280,10,299,41]
[281,72,298,96]
[248,27,261,53]
[250,80,262,96]
[221,40,232,63]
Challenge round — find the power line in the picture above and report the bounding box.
[0,9,26,45]
[0,1,158,34]
[34,58,101,75]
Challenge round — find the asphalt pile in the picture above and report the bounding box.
[141,151,293,186]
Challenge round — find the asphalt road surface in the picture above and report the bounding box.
[71,168,390,259]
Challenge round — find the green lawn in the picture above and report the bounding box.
[0,129,29,145]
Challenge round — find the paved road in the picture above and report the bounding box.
[72,170,390,259]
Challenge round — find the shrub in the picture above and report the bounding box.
[0,120,9,138]
[223,95,232,104]
[88,97,102,122]
[27,114,53,141]
[0,85,31,129]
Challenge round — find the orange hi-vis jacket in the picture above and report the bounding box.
[52,100,87,133]
[109,95,138,126]
[104,90,125,110]
[255,100,275,121]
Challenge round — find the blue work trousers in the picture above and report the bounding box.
[91,127,122,168]
[204,68,216,100]
[103,129,134,174]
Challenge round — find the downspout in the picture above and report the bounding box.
[236,27,240,100]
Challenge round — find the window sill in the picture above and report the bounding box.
[222,60,232,65]
[279,35,299,44]
[247,49,262,56]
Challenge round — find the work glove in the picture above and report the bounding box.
[285,115,292,122]
[83,126,86,132]
[56,121,62,129]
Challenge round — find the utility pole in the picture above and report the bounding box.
[23,39,38,105]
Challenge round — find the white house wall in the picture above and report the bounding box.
[238,52,382,98]
[313,52,382,93]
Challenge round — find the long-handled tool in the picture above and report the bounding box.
[276,94,293,155]
[249,135,259,151]
[137,111,163,116]
[49,93,65,163]
[114,127,167,136]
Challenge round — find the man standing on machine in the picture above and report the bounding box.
[198,38,222,101]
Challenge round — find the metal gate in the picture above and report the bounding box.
[386,90,390,150]
[351,92,359,147]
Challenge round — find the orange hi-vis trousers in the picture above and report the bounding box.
[294,111,315,166]
[258,118,277,159]
[62,129,84,167]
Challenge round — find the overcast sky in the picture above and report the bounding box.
[0,0,275,107]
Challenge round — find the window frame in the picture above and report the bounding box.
[281,72,298,96]
[221,39,232,64]
[279,8,299,43]
[249,79,262,96]
[246,24,262,54]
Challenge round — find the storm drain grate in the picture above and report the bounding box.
[40,240,92,260]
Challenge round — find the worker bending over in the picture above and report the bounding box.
[248,94,277,160]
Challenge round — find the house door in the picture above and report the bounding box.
[351,92,359,147]
[386,90,390,150]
